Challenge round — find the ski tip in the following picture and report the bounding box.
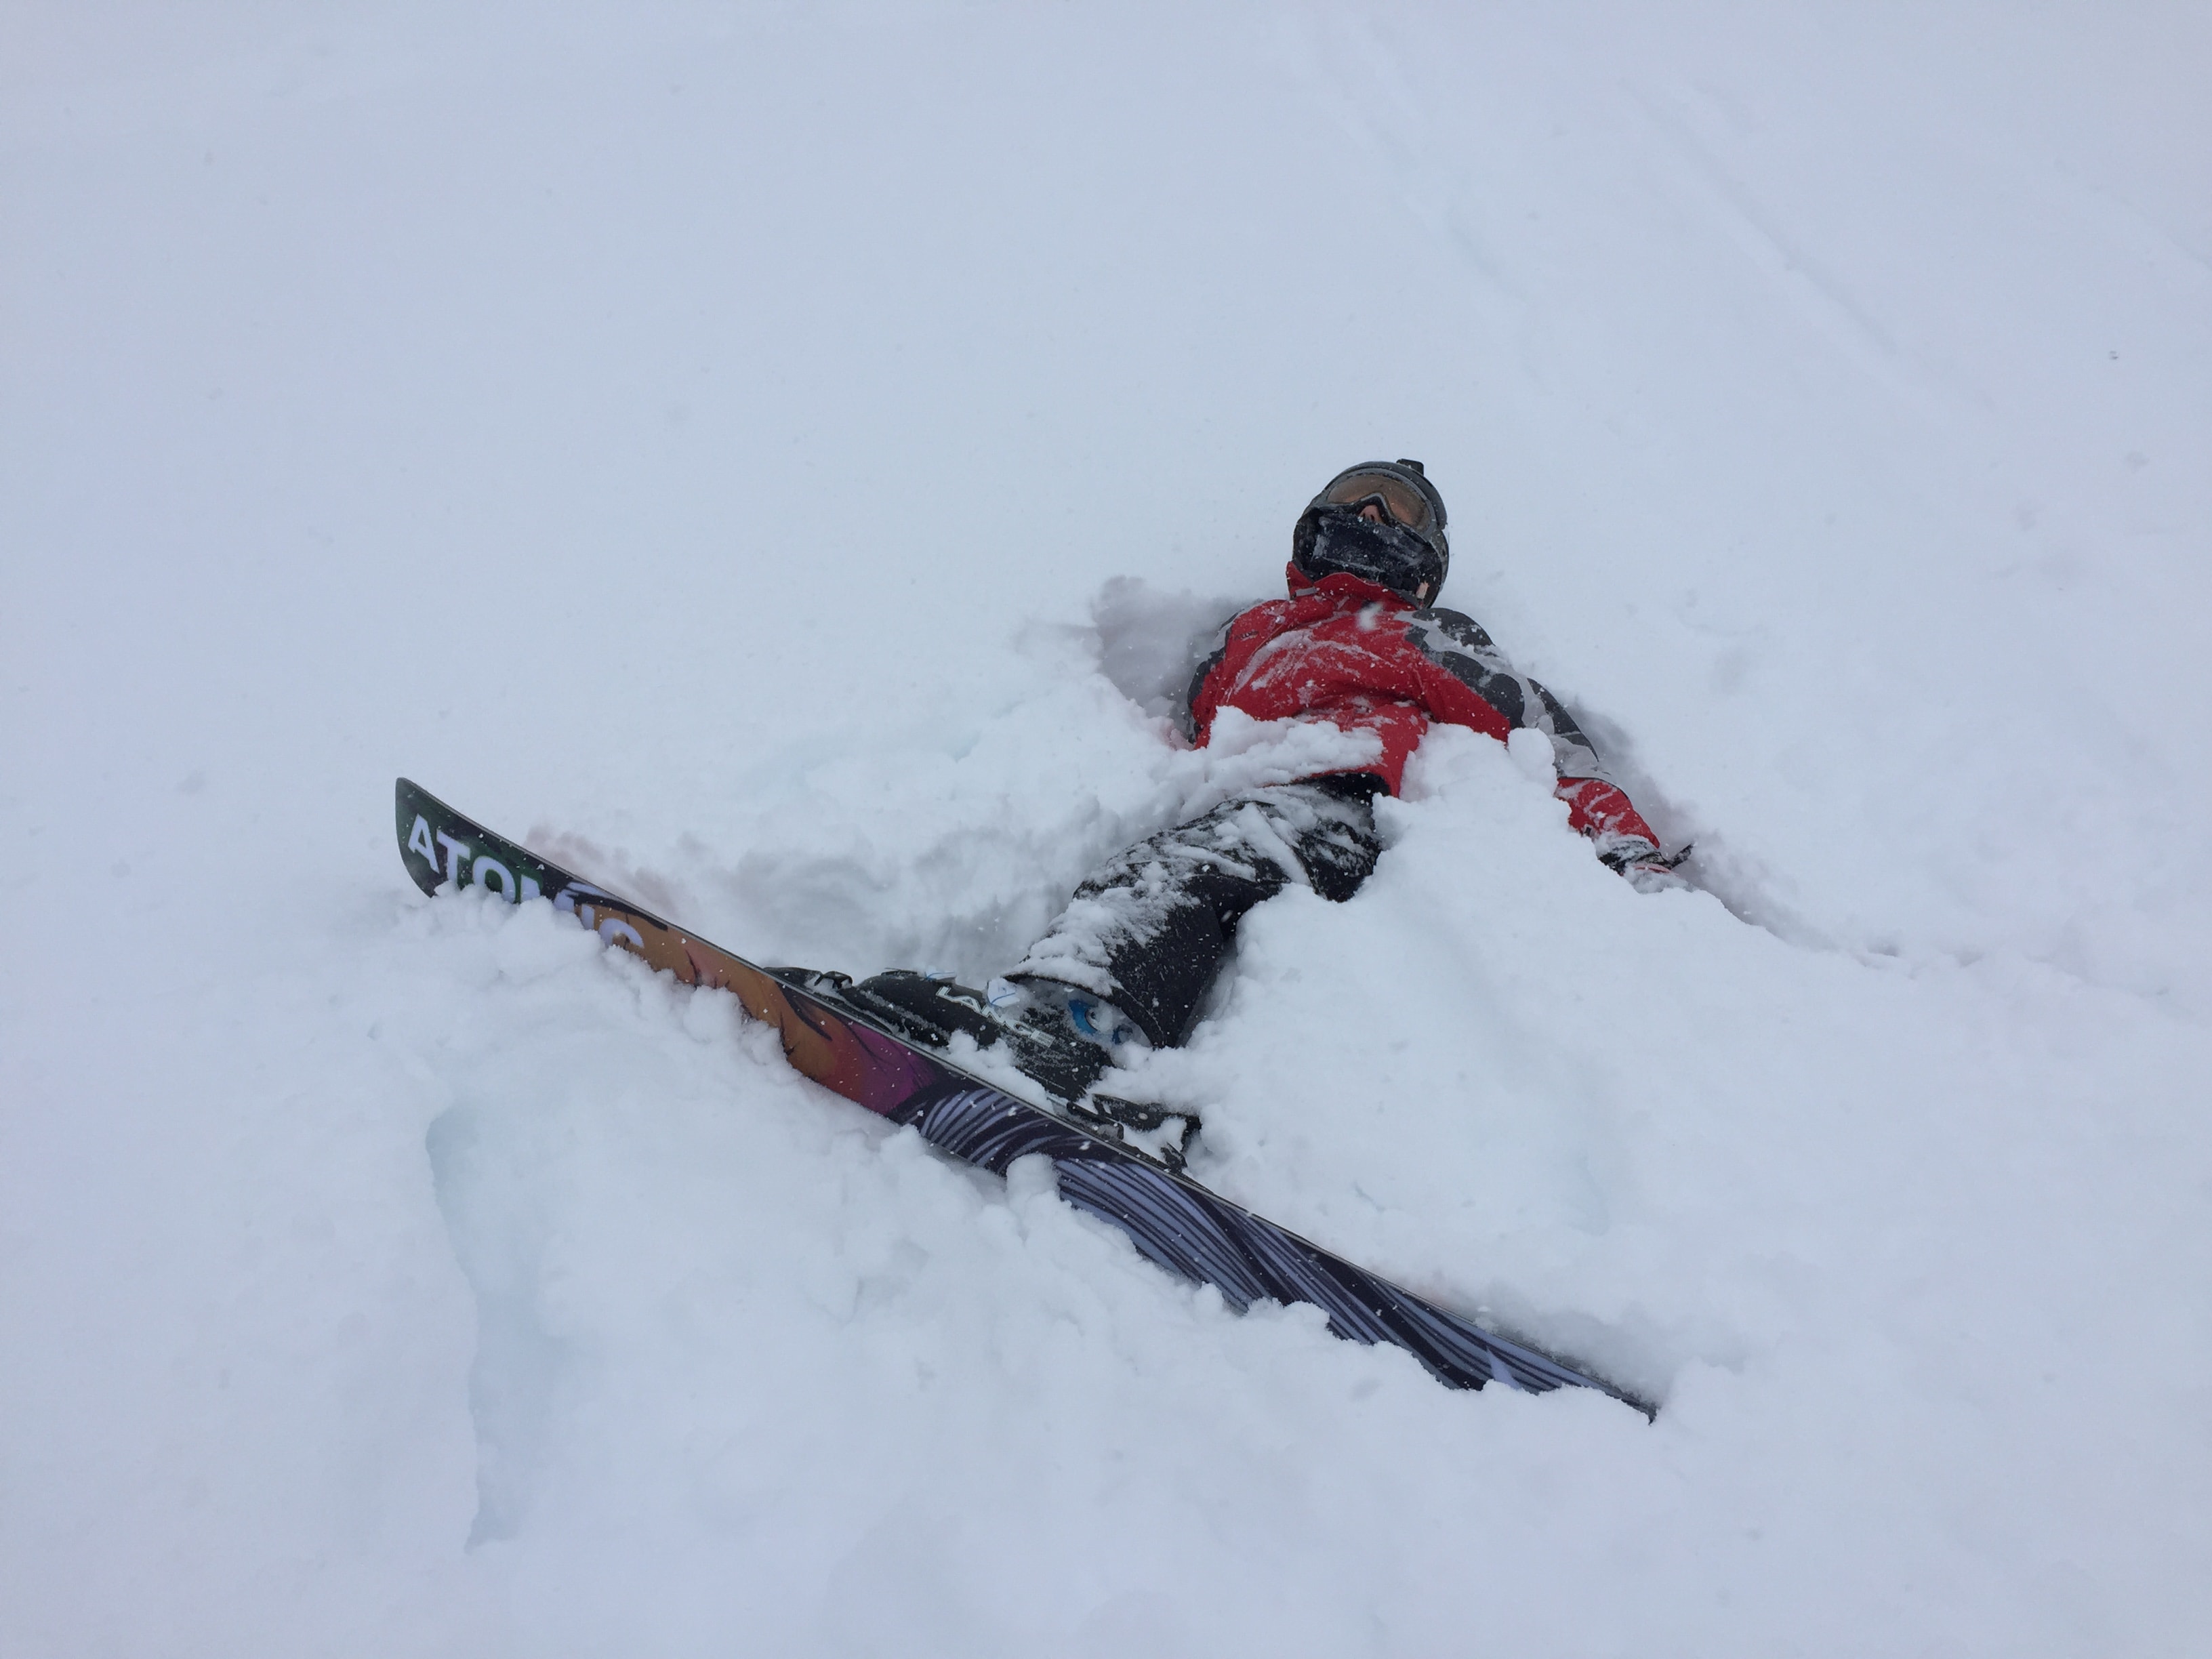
[393,777,447,897]
[396,777,455,821]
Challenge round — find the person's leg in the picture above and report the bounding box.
[1011,776,1385,1048]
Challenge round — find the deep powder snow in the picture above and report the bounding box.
[5,5,2209,1655]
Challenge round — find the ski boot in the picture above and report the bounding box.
[807,968,1201,1172]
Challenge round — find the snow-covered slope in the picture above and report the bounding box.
[5,4,2208,1654]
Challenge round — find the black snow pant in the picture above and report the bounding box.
[1010,775,1386,1048]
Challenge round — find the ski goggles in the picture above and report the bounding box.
[1319,468,1439,537]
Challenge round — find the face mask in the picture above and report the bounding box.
[1292,504,1445,605]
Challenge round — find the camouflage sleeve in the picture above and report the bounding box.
[1408,607,1662,859]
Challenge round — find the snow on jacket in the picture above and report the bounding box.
[1185,565,1662,859]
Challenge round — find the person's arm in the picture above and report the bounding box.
[1406,608,1685,885]
[1179,611,1242,744]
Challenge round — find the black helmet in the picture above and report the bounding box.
[1292,458,1450,605]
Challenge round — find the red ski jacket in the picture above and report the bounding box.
[1187,566,1661,859]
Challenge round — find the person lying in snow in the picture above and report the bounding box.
[834,459,1684,1148]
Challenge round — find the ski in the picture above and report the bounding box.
[394,777,1654,1417]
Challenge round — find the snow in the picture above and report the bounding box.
[5,3,2209,1653]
